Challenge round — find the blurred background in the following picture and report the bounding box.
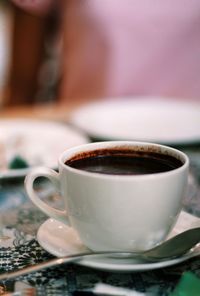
[0,0,11,106]
[1,0,200,108]
[0,0,61,106]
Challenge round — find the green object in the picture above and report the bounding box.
[9,155,29,169]
[171,272,200,296]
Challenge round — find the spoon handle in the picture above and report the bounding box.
[0,251,141,280]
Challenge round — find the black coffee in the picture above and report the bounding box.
[66,149,183,175]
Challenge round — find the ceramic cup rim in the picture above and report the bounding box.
[58,141,189,180]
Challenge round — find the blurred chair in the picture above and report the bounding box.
[4,2,61,106]
[0,1,12,107]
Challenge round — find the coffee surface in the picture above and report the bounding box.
[66,149,183,175]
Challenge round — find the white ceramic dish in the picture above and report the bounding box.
[0,119,89,178]
[37,211,200,272]
[70,98,200,145]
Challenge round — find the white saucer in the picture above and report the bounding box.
[70,98,200,145]
[37,211,200,272]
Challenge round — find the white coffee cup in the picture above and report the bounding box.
[25,141,189,252]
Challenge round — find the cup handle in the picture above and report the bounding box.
[25,167,70,225]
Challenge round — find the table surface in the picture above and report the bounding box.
[0,102,79,121]
[0,102,200,296]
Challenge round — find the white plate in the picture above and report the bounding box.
[70,98,200,145]
[37,211,200,272]
[0,119,89,178]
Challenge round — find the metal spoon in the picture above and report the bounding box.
[0,227,200,281]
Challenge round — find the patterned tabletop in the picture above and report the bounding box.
[0,147,200,296]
